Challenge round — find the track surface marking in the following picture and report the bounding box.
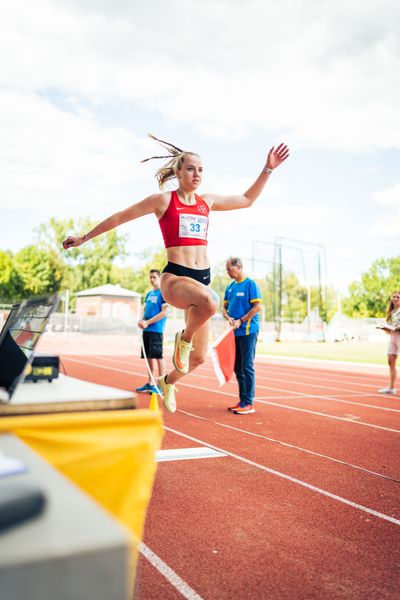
[38,337,400,599]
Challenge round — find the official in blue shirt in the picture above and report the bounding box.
[136,269,168,394]
[222,257,262,414]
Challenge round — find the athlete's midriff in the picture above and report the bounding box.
[166,245,210,270]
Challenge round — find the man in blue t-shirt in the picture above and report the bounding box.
[222,256,262,414]
[136,269,168,394]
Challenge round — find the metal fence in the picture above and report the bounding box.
[42,311,387,344]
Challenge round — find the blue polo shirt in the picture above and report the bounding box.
[143,288,167,333]
[224,277,262,337]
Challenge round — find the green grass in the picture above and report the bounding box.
[257,341,387,365]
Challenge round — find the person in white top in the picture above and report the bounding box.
[379,291,400,395]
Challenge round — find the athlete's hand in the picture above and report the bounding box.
[265,143,290,171]
[62,235,85,249]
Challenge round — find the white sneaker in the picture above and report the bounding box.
[172,330,193,374]
[158,375,177,413]
[378,387,397,395]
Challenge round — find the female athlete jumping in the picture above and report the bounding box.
[63,135,289,412]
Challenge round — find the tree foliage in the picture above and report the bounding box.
[13,246,63,299]
[0,216,168,304]
[343,256,400,317]
[0,250,17,302]
[35,217,129,291]
[0,217,131,303]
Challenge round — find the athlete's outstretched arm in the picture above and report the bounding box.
[205,143,289,212]
[62,193,164,248]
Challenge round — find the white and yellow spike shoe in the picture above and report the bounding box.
[172,330,193,374]
[158,375,177,413]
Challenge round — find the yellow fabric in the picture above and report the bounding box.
[0,410,163,542]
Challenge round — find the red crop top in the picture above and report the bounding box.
[158,190,210,248]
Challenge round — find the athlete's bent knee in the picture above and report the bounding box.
[199,291,217,317]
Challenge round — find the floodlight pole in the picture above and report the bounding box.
[272,240,283,342]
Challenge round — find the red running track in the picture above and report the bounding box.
[38,336,400,599]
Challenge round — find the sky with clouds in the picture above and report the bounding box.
[1,0,399,292]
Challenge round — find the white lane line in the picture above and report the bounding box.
[236,372,378,396]
[108,352,400,423]
[202,372,400,413]
[174,380,400,434]
[52,348,387,393]
[94,353,388,396]
[253,364,387,388]
[63,358,399,432]
[177,410,400,484]
[254,398,400,433]
[156,447,226,462]
[180,360,387,391]
[139,543,204,600]
[91,351,381,387]
[255,354,388,373]
[104,356,398,412]
[165,427,400,527]
[112,354,374,391]
[254,374,399,403]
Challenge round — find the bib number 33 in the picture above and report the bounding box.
[179,214,208,240]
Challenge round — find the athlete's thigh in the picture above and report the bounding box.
[161,273,208,309]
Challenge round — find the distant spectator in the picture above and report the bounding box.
[378,291,400,395]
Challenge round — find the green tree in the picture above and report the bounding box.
[36,217,129,291]
[312,285,337,321]
[265,269,335,324]
[0,250,16,302]
[13,246,63,298]
[343,256,400,317]
[281,272,307,322]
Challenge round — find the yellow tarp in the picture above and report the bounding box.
[0,409,164,541]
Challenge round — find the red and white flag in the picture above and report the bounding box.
[211,327,235,386]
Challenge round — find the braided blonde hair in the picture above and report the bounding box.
[141,134,200,190]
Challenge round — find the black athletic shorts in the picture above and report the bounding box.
[141,331,163,359]
[162,262,211,286]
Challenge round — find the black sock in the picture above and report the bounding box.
[165,374,168,384]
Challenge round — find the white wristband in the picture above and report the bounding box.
[262,167,273,175]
